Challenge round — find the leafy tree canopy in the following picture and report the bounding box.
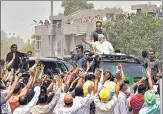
[104,14,162,58]
[61,0,94,16]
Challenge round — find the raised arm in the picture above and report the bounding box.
[147,68,153,90]
[6,53,15,69]
[5,73,22,100]
[19,68,35,97]
[47,78,62,110]
[94,69,100,95]
[115,72,121,98]
[47,80,55,94]
[118,64,125,80]
[76,69,85,87]
[82,38,93,46]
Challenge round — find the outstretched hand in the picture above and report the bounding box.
[118,63,123,70]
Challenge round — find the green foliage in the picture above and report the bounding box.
[61,0,94,16]
[104,14,162,58]
[1,40,12,59]
[19,41,35,54]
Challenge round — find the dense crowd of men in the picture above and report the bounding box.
[0,20,162,114]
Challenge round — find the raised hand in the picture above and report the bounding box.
[35,57,40,64]
[115,71,121,81]
[94,68,100,78]
[78,68,85,78]
[118,63,123,70]
[12,53,16,60]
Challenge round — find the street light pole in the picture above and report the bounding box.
[50,0,53,57]
[161,1,163,114]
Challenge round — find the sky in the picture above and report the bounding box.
[1,1,162,42]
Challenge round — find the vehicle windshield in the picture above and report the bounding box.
[99,62,147,77]
[23,60,68,74]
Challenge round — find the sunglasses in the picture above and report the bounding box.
[96,25,101,27]
[85,54,90,56]
[13,47,17,49]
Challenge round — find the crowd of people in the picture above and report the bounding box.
[0,20,162,114]
[67,15,106,24]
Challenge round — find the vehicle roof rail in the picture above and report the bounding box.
[100,54,137,62]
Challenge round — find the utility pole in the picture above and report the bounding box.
[50,0,53,56]
[161,1,163,114]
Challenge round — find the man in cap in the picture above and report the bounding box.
[93,69,121,114]
[139,90,160,114]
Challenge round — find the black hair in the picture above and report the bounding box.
[39,94,48,103]
[40,86,47,94]
[142,51,148,58]
[76,44,83,50]
[85,74,95,81]
[27,51,32,54]
[11,44,17,48]
[75,87,84,97]
[0,59,5,66]
[84,50,91,54]
[47,92,55,103]
[115,50,121,53]
[138,84,147,94]
[157,84,160,95]
[13,83,21,94]
[104,71,114,81]
[19,96,28,105]
[96,21,102,26]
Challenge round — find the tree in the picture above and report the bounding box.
[1,31,8,40]
[1,40,12,59]
[61,0,94,16]
[104,14,162,58]
[20,41,35,54]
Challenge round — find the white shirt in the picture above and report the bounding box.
[53,92,67,113]
[92,41,114,54]
[94,94,118,114]
[114,91,129,114]
[73,94,94,114]
[56,94,92,114]
[103,17,107,21]
[56,105,83,114]
[13,86,41,114]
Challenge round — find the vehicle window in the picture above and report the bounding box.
[23,60,57,73]
[64,62,72,70]
[99,62,147,77]
[57,62,68,73]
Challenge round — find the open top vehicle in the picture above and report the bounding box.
[99,53,148,85]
